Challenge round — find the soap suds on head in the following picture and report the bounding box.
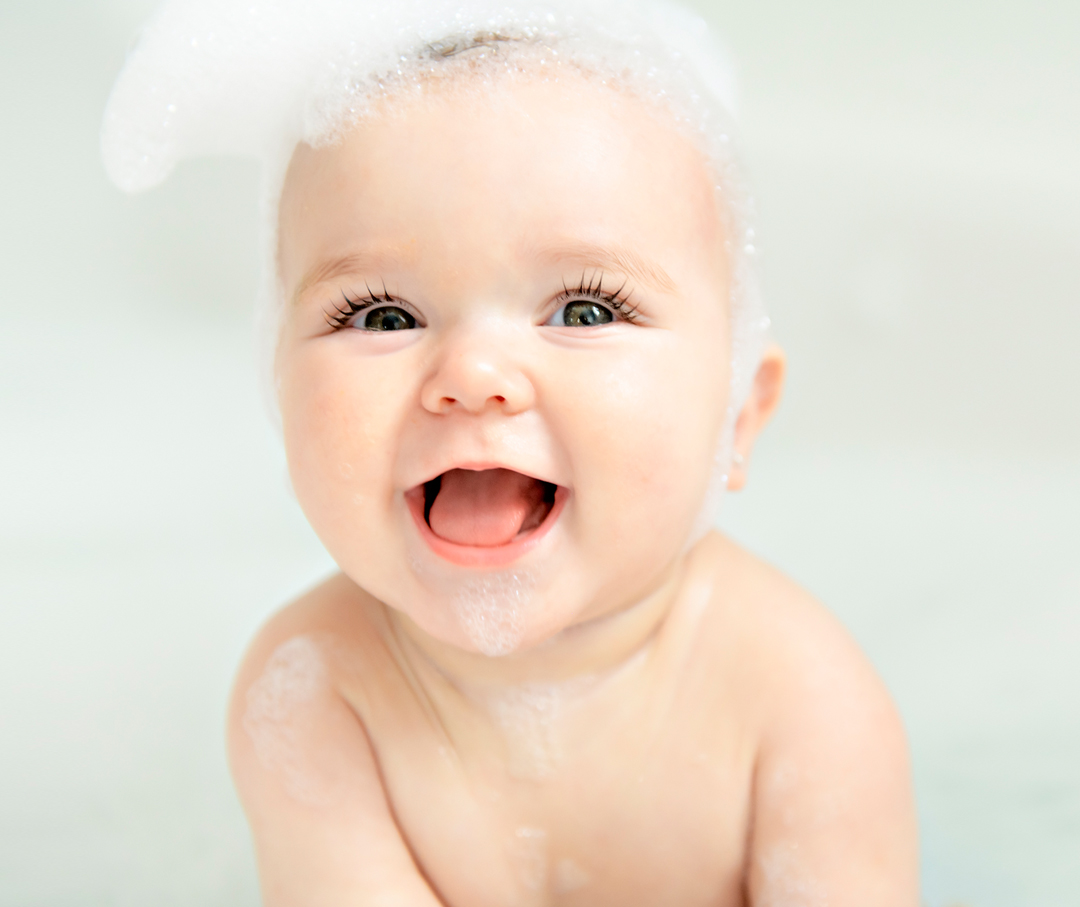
[241,634,334,807]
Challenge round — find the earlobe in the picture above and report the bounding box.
[727,344,786,492]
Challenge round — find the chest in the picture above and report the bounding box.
[377,694,756,907]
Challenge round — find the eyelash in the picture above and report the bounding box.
[554,272,642,324]
[322,272,642,330]
[325,285,403,330]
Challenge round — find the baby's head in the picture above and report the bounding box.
[104,0,783,656]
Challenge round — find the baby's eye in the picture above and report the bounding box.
[550,300,615,327]
[326,293,424,332]
[360,305,417,331]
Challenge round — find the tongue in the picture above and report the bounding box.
[427,468,547,547]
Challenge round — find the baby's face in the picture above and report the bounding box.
[276,73,732,655]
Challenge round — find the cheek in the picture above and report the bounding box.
[278,344,407,527]
[555,330,729,536]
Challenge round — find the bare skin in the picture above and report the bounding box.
[228,71,918,906]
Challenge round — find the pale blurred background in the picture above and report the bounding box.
[1,0,1077,904]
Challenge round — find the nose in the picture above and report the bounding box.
[420,333,535,416]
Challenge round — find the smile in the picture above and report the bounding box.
[405,467,567,567]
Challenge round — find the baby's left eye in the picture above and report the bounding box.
[547,300,615,327]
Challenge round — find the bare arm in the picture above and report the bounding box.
[227,617,446,907]
[745,614,919,906]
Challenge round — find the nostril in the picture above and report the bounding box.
[495,395,506,403]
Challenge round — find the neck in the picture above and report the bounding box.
[386,553,691,694]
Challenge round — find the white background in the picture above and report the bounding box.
[1,1,1078,904]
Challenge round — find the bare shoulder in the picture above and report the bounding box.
[225,571,404,807]
[695,532,900,730]
[225,570,383,813]
[696,533,919,905]
[226,574,442,906]
[230,572,382,689]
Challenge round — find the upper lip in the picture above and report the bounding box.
[403,459,565,491]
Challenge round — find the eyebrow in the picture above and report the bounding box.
[534,241,677,294]
[291,250,412,305]
[292,240,678,302]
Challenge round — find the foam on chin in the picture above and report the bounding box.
[452,570,537,656]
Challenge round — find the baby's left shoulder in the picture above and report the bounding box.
[687,532,920,904]
[690,532,899,728]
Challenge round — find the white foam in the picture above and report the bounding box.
[241,635,332,806]
[512,825,549,892]
[487,681,566,779]
[451,569,536,656]
[553,857,591,893]
[102,0,739,191]
[754,841,828,907]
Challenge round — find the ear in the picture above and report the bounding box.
[726,343,786,492]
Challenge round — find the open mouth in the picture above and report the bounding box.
[423,468,558,546]
[405,468,564,564]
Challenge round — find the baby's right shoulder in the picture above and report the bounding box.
[224,574,448,905]
[229,572,406,722]
[244,570,383,653]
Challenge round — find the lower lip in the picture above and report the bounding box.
[404,484,568,568]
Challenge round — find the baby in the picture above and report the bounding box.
[104,2,918,904]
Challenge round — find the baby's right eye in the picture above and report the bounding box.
[325,292,424,332]
[361,306,417,331]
